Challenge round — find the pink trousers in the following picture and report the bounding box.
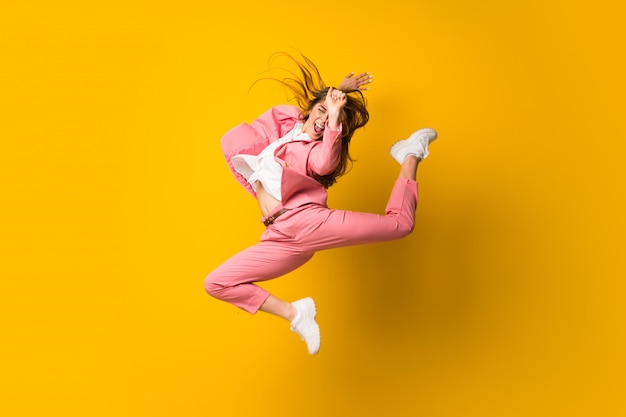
[204,178,418,314]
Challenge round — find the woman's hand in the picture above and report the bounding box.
[338,72,373,92]
[325,87,346,131]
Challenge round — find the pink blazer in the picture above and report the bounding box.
[220,105,343,209]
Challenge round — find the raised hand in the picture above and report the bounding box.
[338,72,373,92]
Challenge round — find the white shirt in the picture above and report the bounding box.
[231,123,310,201]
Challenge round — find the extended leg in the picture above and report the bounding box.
[291,127,438,252]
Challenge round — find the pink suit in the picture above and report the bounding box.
[205,105,418,313]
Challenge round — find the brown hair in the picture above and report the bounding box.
[256,52,370,188]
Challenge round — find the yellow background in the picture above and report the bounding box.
[2,1,625,416]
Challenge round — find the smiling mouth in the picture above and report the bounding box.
[313,122,324,135]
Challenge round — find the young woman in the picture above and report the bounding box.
[205,55,437,354]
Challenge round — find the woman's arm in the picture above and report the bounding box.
[220,105,301,158]
[307,87,347,175]
[220,105,302,197]
[325,87,346,131]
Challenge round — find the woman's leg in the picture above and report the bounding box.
[258,295,295,320]
[204,241,320,354]
[294,177,418,252]
[400,154,420,181]
[204,240,313,314]
[294,128,436,252]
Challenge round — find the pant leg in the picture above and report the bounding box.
[204,241,314,314]
[205,178,417,314]
[294,178,418,251]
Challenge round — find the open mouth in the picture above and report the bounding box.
[313,122,324,135]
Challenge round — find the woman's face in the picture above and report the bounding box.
[302,101,329,140]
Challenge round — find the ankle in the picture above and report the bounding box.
[400,156,419,179]
[287,303,297,322]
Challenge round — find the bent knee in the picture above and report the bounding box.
[204,274,224,298]
[394,221,415,239]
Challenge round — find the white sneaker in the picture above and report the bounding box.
[290,297,320,355]
[389,128,438,164]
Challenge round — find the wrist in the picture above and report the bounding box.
[327,118,341,132]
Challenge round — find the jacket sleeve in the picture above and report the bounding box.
[220,105,302,159]
[220,105,302,197]
[306,122,343,176]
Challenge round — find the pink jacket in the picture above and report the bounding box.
[220,105,343,209]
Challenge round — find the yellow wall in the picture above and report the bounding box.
[2,1,625,416]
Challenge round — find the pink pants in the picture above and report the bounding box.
[204,178,418,314]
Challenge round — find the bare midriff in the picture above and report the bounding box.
[255,181,281,216]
